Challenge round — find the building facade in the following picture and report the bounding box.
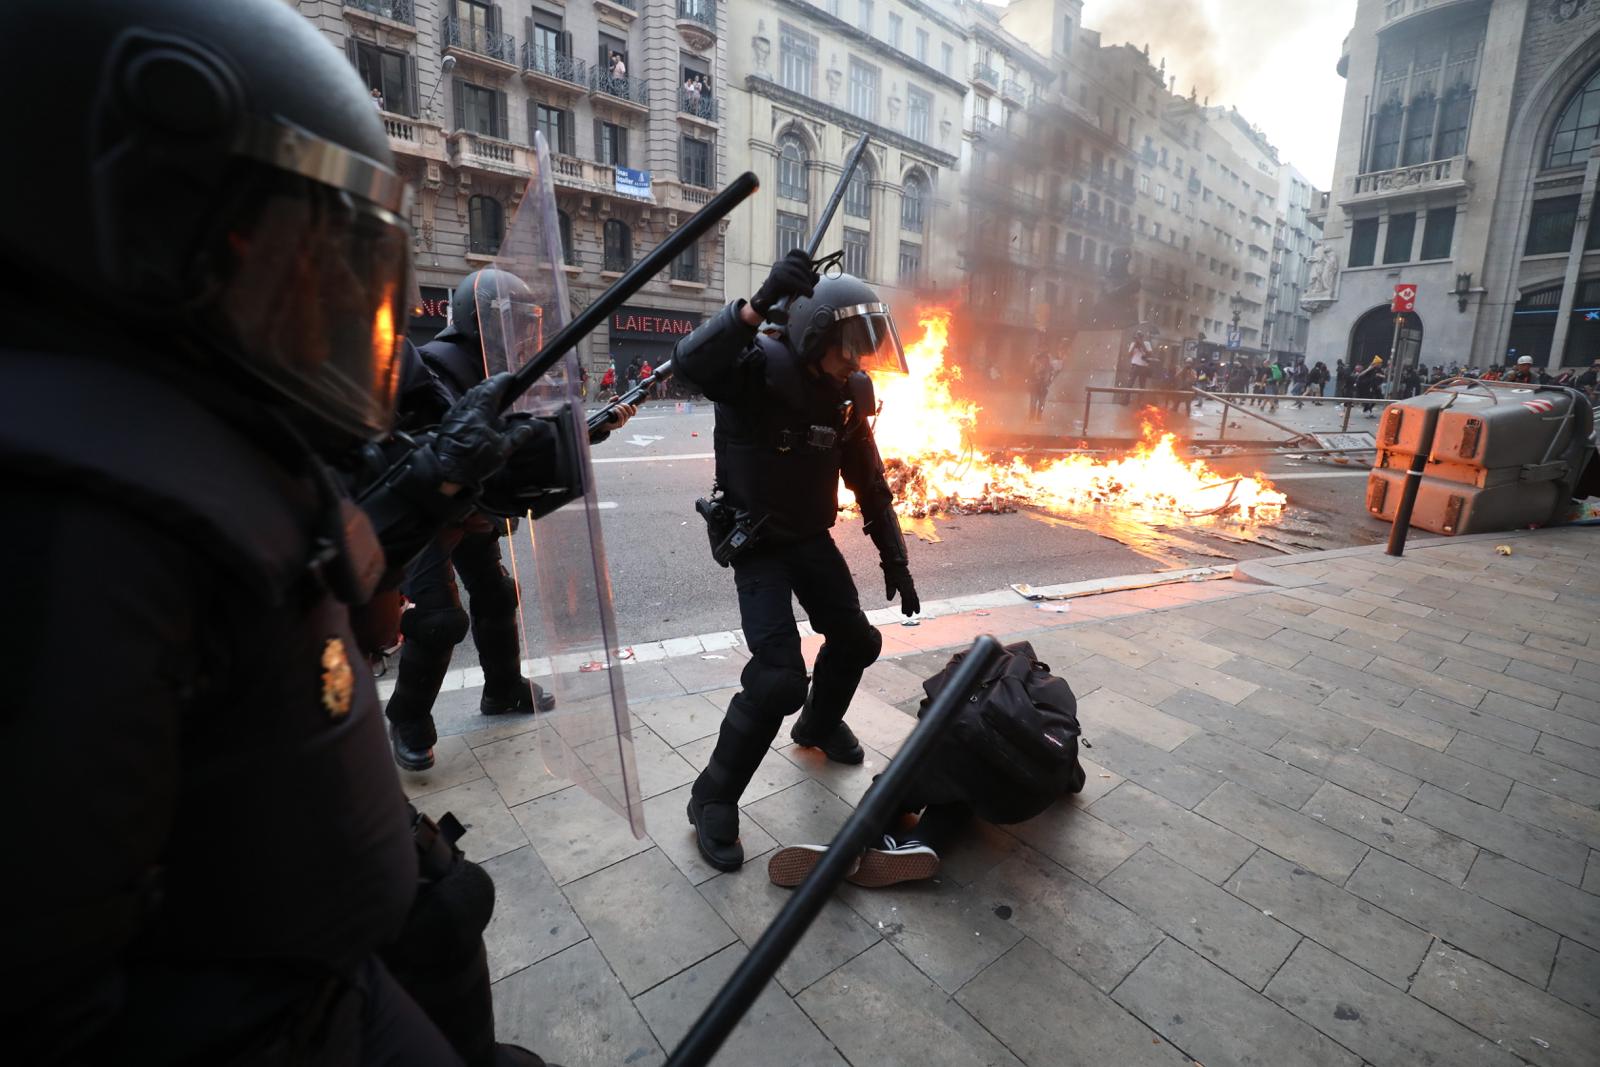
[1268,163,1324,362]
[1306,0,1600,373]
[297,0,729,372]
[722,0,967,312]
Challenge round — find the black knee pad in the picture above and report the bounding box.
[824,614,882,671]
[739,653,809,716]
[469,569,518,619]
[401,603,470,647]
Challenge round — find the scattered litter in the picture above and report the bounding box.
[877,921,884,929]
[1262,909,1273,917]
[700,654,726,660]
[1037,603,1071,613]
[1011,582,1072,601]
[618,647,636,661]
[690,431,699,437]
[902,619,921,627]
[974,609,991,616]
[1531,1038,1550,1050]
[1495,544,1513,556]
[579,661,607,673]
[1098,773,1113,778]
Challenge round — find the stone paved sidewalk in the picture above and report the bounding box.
[402,527,1600,1067]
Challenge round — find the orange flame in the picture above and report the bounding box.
[857,309,1286,524]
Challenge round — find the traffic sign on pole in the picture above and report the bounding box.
[1391,283,1417,313]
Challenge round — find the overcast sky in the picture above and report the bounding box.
[1084,0,1358,189]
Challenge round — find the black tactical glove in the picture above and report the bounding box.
[430,372,538,491]
[882,561,920,617]
[750,248,819,317]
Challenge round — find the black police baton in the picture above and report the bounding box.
[501,171,759,414]
[763,131,871,327]
[665,635,1006,1067]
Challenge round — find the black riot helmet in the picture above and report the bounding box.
[781,273,909,376]
[436,269,526,347]
[0,0,413,443]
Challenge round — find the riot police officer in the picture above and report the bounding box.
[385,270,636,771]
[672,251,921,871]
[0,1,543,1061]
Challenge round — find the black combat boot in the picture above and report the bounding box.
[790,714,864,765]
[686,795,744,871]
[480,676,556,715]
[390,722,435,772]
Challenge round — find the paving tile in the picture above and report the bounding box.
[1078,687,1199,751]
[1304,780,1477,883]
[1444,732,1600,808]
[1251,605,1350,641]
[931,816,1025,887]
[859,658,931,705]
[1588,850,1600,894]
[1464,851,1600,950]
[1017,630,1102,672]
[1482,692,1600,749]
[1464,631,1577,674]
[839,690,920,754]
[1321,690,1456,751]
[1204,627,1308,668]
[1556,690,1600,724]
[631,692,726,748]
[1185,602,1286,640]
[1298,659,1418,709]
[839,879,1024,994]
[1156,689,1290,750]
[796,942,1023,1067]
[1113,939,1360,1067]
[413,774,529,864]
[1269,734,1421,811]
[643,783,777,886]
[1053,628,1161,669]
[1069,654,1186,708]
[1506,658,1600,700]
[1527,632,1600,665]
[1218,655,1342,707]
[1279,586,1381,617]
[1237,688,1374,748]
[1346,850,1559,986]
[563,848,736,996]
[1227,850,1431,987]
[957,939,1191,1066]
[1370,606,1472,642]
[1440,658,1561,710]
[1250,592,1324,616]
[1406,783,1587,885]
[616,661,691,702]
[1399,690,1538,750]
[481,845,587,982]
[1356,730,1510,808]
[584,726,695,801]
[1100,846,1300,990]
[1174,733,1323,807]
[1070,755,1124,807]
[675,734,809,804]
[1197,781,1369,884]
[1333,627,1471,671]
[974,846,1164,992]
[1367,656,1489,709]
[1141,653,1263,704]
[633,943,845,1066]
[1309,605,1416,644]
[1139,630,1237,669]
[491,940,664,1067]
[1264,938,1522,1067]
[1534,733,1600,777]
[1503,781,1600,851]
[741,778,857,848]
[474,728,570,807]
[397,734,487,800]
[1410,942,1600,1067]
[1268,627,1377,670]
[1078,728,1224,809]
[1086,781,1258,884]
[511,784,652,885]
[776,740,893,808]
[1006,801,1141,883]
[696,850,878,995]
[1549,938,1600,1018]
[662,651,751,695]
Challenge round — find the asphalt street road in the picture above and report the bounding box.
[458,404,1384,662]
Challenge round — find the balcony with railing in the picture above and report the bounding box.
[972,64,999,92]
[522,44,587,94]
[441,16,516,70]
[679,90,718,125]
[344,0,414,28]
[596,0,638,22]
[1342,155,1468,205]
[379,109,446,163]
[1381,0,1479,30]
[676,0,717,48]
[1001,78,1027,104]
[448,131,531,177]
[590,70,649,113]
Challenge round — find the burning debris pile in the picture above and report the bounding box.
[859,310,1287,527]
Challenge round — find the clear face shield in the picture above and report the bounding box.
[829,302,909,377]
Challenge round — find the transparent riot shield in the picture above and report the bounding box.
[477,132,644,836]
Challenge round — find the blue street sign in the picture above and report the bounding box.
[1226,325,1241,350]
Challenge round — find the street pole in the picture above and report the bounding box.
[1385,314,1403,399]
[1384,402,1439,557]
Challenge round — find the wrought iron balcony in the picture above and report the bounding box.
[972,64,999,90]
[680,91,718,122]
[1001,78,1027,104]
[591,70,648,108]
[1343,155,1468,205]
[522,44,587,88]
[677,0,716,31]
[441,16,515,66]
[344,0,413,24]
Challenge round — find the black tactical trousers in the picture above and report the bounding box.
[693,533,884,804]
[386,526,522,747]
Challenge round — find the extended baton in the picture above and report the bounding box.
[665,634,1007,1067]
[502,171,759,413]
[764,131,871,327]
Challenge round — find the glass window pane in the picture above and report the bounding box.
[1349,217,1379,267]
[1420,208,1455,260]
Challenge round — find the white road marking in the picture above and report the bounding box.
[1270,470,1371,480]
[596,501,618,509]
[592,451,715,464]
[626,434,665,447]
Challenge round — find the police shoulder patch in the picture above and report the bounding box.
[321,636,355,720]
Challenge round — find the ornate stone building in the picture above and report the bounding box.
[1307,0,1600,373]
[296,0,729,372]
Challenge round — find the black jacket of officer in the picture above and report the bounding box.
[669,253,921,872]
[0,2,538,1062]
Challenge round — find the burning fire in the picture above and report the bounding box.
[856,309,1286,525]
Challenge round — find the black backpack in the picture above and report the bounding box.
[916,640,1086,825]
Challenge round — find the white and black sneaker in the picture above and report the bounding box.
[848,835,940,888]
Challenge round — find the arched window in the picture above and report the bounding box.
[844,159,872,219]
[901,171,926,232]
[603,219,632,272]
[1548,65,1600,168]
[468,195,503,255]
[776,133,808,201]
[557,210,574,266]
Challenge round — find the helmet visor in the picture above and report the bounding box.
[213,186,411,440]
[832,302,908,375]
